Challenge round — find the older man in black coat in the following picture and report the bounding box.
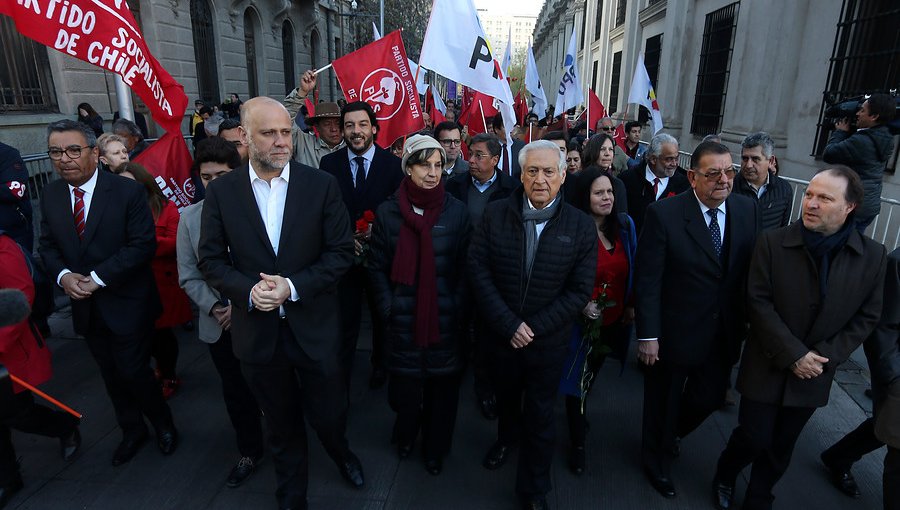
[713,165,887,510]
[470,140,596,510]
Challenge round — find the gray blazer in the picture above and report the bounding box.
[176,200,223,343]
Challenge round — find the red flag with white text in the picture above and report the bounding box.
[133,132,195,211]
[613,123,628,152]
[331,30,425,147]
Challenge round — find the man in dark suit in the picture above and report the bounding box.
[713,166,886,510]
[435,121,469,178]
[491,114,524,178]
[618,133,689,232]
[199,97,362,510]
[319,101,404,389]
[38,120,176,466]
[634,141,758,499]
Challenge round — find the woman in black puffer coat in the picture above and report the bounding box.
[368,134,471,476]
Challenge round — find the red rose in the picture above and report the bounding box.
[355,218,369,233]
[362,210,376,223]
[666,191,676,198]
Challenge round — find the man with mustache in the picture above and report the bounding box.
[319,101,404,389]
[635,141,758,499]
[732,132,793,232]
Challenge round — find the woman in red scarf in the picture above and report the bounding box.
[368,135,471,476]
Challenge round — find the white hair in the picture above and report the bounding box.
[518,140,566,172]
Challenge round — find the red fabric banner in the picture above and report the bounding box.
[0,0,187,134]
[133,132,194,211]
[614,123,628,152]
[587,89,608,136]
[458,91,498,136]
[513,92,528,126]
[332,30,425,148]
[424,88,446,127]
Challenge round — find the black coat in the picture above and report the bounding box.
[634,191,759,365]
[737,222,886,407]
[368,193,471,377]
[864,248,900,410]
[618,162,690,233]
[732,172,793,232]
[445,169,518,208]
[0,142,32,251]
[468,190,597,348]
[319,145,404,224]
[823,124,893,222]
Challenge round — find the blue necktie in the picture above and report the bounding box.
[354,156,366,191]
[707,209,722,257]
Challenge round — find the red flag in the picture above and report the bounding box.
[458,91,498,136]
[332,30,425,147]
[304,97,320,137]
[587,89,608,136]
[0,0,187,133]
[133,133,195,211]
[514,92,529,126]
[613,123,628,152]
[424,88,446,126]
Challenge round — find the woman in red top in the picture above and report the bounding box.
[558,166,638,475]
[119,163,192,399]
[0,232,80,503]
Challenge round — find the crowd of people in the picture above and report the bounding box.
[0,72,898,510]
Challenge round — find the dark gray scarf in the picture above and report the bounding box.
[522,194,560,276]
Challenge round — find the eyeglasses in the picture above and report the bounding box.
[48,145,93,160]
[470,151,493,160]
[439,139,462,147]
[692,168,736,181]
[599,126,615,131]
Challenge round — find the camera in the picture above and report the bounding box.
[824,91,900,135]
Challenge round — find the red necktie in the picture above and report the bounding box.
[501,144,510,176]
[652,178,660,199]
[73,187,86,238]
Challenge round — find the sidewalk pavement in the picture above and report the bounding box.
[5,307,886,509]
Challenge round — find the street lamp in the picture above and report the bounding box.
[350,0,383,35]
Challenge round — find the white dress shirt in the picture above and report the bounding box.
[694,192,727,247]
[645,166,670,201]
[57,168,105,287]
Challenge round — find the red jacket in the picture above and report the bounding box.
[0,234,51,393]
[152,201,192,328]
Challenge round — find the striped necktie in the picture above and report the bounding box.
[73,187,86,238]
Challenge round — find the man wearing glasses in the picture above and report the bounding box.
[634,141,758,499]
[434,121,468,178]
[38,119,177,467]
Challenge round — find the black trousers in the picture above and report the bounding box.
[208,331,264,460]
[716,398,816,510]
[641,349,732,477]
[151,327,179,379]
[494,342,568,498]
[85,316,173,440]
[886,445,900,510]
[822,417,883,472]
[240,322,351,510]
[388,373,461,461]
[337,265,386,379]
[0,391,78,486]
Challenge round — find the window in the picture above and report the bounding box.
[283,21,296,95]
[609,51,622,114]
[594,1,604,40]
[615,0,626,27]
[690,2,739,136]
[813,0,900,156]
[190,0,219,104]
[591,60,599,92]
[310,30,320,70]
[244,9,259,98]
[0,15,57,112]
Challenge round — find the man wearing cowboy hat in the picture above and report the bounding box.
[284,70,346,168]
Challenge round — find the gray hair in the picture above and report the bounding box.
[47,119,97,147]
[648,133,678,157]
[701,133,723,144]
[518,139,566,172]
[112,118,144,141]
[96,133,127,155]
[470,133,501,157]
[741,131,775,158]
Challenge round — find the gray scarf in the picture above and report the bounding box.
[522,194,560,276]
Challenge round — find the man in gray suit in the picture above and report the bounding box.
[176,137,264,488]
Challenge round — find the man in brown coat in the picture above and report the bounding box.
[712,165,887,510]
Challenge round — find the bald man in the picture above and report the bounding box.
[198,97,362,509]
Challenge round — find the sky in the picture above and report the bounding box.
[472,0,543,17]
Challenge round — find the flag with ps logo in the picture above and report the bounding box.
[553,28,584,115]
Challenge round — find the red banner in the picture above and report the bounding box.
[0,0,187,133]
[458,91,498,136]
[424,87,446,127]
[133,132,194,211]
[332,30,424,147]
[587,89,608,136]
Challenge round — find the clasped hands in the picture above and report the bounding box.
[510,322,534,349]
[250,273,291,312]
[60,272,100,300]
[791,350,830,379]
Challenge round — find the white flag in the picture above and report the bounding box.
[627,52,663,134]
[430,84,447,114]
[420,0,513,106]
[373,22,381,41]
[500,25,512,77]
[553,27,584,115]
[525,45,548,117]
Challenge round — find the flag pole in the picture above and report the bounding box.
[9,373,82,419]
[314,64,333,75]
[478,100,487,133]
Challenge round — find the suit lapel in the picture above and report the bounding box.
[238,166,277,258]
[278,163,304,257]
[683,194,720,265]
[79,170,110,254]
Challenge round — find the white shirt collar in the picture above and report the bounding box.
[693,191,726,217]
[248,160,290,184]
[68,166,99,194]
[526,195,558,212]
[644,166,669,185]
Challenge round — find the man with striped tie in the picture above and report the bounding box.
[38,119,176,467]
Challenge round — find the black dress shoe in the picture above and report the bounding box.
[644,468,676,498]
[568,446,585,475]
[112,433,148,466]
[821,453,860,497]
[339,453,365,488]
[424,458,442,476]
[479,394,498,420]
[369,368,387,389]
[482,442,511,470]
[521,497,549,510]
[712,477,735,509]
[60,426,81,461]
[226,456,259,488]
[0,478,23,510]
[156,427,178,455]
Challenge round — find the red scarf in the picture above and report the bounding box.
[391,177,445,347]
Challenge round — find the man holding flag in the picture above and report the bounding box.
[283,70,346,168]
